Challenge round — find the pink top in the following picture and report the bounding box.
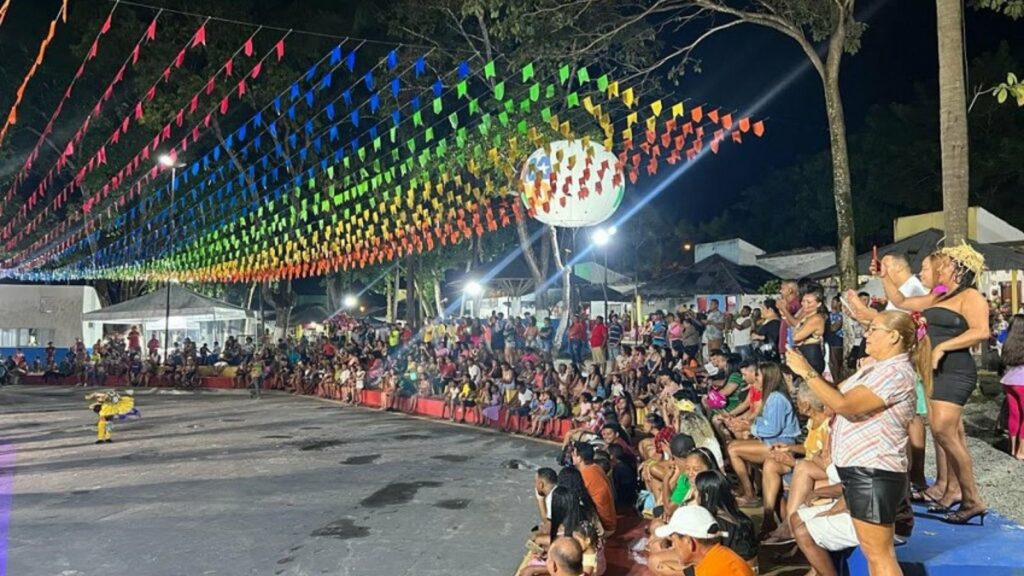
[1002,365,1024,387]
[831,354,916,472]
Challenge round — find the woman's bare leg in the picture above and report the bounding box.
[792,512,837,576]
[728,439,771,500]
[932,400,982,510]
[761,458,791,531]
[851,519,900,576]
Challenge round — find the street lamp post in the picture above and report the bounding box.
[159,154,182,363]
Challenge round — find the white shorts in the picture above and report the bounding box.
[797,503,858,552]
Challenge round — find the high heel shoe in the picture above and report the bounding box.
[943,507,988,526]
[927,500,961,514]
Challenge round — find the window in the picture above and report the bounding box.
[0,328,55,347]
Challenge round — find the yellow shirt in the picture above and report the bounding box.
[804,417,830,460]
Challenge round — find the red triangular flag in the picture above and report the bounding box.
[193,24,206,47]
[100,14,112,34]
[146,19,157,41]
[752,121,765,137]
[225,58,234,76]
[243,38,254,57]
[275,39,285,60]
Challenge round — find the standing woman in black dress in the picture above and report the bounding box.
[880,244,989,524]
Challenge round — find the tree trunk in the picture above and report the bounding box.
[936,0,970,246]
[550,226,571,352]
[536,228,551,310]
[516,218,547,305]
[391,264,401,322]
[818,14,858,362]
[261,279,295,340]
[386,271,395,323]
[434,278,444,320]
[405,255,417,328]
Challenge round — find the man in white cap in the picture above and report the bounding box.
[654,506,754,576]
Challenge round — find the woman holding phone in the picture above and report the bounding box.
[787,310,924,575]
[877,244,989,525]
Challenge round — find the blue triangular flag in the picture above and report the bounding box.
[391,78,400,98]
[458,61,469,79]
[369,93,379,112]
[386,50,398,70]
[330,45,342,66]
[415,56,425,77]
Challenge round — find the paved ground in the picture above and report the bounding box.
[0,386,558,576]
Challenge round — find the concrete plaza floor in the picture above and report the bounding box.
[0,386,558,576]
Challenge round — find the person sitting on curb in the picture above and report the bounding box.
[654,506,755,576]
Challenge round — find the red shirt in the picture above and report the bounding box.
[568,321,586,341]
[589,322,608,347]
[128,330,140,349]
[654,425,677,454]
[778,298,801,355]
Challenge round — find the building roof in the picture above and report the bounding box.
[82,285,251,323]
[641,254,779,297]
[810,228,1024,278]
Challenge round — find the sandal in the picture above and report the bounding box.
[927,500,961,514]
[910,484,932,503]
[943,507,987,526]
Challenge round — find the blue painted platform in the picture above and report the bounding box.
[837,502,1024,575]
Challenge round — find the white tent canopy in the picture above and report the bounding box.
[83,285,252,324]
[83,285,254,351]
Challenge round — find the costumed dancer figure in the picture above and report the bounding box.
[86,390,138,444]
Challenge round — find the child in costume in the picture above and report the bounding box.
[86,390,139,444]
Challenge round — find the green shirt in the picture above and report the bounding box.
[670,475,691,505]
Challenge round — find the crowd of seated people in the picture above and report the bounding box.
[20,267,979,574]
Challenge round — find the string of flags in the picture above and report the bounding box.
[0,8,766,283]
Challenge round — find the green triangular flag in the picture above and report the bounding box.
[484,60,496,79]
[522,62,535,82]
[596,74,609,92]
[449,112,459,129]
[457,80,468,98]
[433,97,443,114]
[541,107,552,122]
[529,83,540,102]
[413,110,423,127]
[567,92,580,108]
[577,67,590,84]
[494,81,505,101]
[545,84,556,98]
[559,65,570,84]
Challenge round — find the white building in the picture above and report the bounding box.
[0,284,103,349]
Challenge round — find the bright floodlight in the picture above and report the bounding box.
[343,295,358,309]
[464,280,483,296]
[592,226,617,247]
[158,154,176,168]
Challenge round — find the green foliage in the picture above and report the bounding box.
[685,43,1024,252]
[973,0,1024,19]
[759,279,781,295]
[994,72,1024,106]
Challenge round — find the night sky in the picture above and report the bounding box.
[643,0,1024,226]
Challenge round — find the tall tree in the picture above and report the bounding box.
[641,0,865,299]
[936,0,970,245]
[385,0,659,311]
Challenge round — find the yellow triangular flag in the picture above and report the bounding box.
[622,87,635,108]
[651,100,663,117]
[671,102,684,118]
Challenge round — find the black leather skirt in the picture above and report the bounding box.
[837,466,906,525]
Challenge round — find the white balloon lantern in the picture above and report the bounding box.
[519,140,625,228]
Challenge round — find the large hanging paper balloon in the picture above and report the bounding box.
[519,139,623,228]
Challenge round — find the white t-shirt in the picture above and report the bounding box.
[518,389,535,405]
[731,316,752,347]
[887,275,929,311]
